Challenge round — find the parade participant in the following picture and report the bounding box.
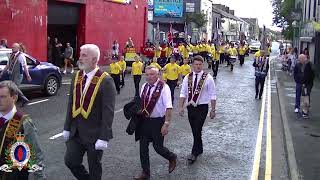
[178,55,216,164]
[238,42,246,66]
[132,55,144,97]
[0,81,45,179]
[150,57,161,70]
[293,54,314,118]
[154,45,162,61]
[0,43,31,106]
[63,42,74,74]
[118,55,127,88]
[253,50,269,99]
[228,43,238,71]
[219,42,226,64]
[134,66,177,180]
[162,56,181,103]
[179,58,191,79]
[212,44,220,79]
[110,57,122,94]
[63,44,116,180]
[164,43,173,64]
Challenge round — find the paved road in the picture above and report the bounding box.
[20,55,288,180]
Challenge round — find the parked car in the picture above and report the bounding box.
[249,42,261,53]
[0,48,62,96]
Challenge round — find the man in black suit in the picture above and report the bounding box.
[63,44,116,180]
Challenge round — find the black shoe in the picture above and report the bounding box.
[187,154,197,164]
[259,96,262,100]
[302,112,309,119]
[117,91,120,95]
[255,95,258,99]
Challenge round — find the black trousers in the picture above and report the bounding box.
[166,79,178,103]
[139,117,176,172]
[239,55,245,65]
[133,75,142,97]
[187,104,209,156]
[212,61,219,77]
[255,77,266,98]
[65,138,103,180]
[120,71,125,86]
[220,53,225,64]
[111,74,120,93]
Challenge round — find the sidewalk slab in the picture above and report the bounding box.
[274,59,320,180]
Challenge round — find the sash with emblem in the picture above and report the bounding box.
[72,69,108,119]
[187,72,208,107]
[140,81,164,118]
[0,111,27,165]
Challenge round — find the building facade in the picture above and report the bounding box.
[0,0,147,64]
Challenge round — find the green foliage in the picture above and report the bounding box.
[185,12,207,29]
[272,0,296,40]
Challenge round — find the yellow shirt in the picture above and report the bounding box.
[210,45,216,55]
[110,62,122,74]
[132,61,143,75]
[228,48,238,56]
[117,60,126,71]
[154,49,162,58]
[214,51,220,61]
[178,45,185,54]
[179,64,191,76]
[164,47,173,57]
[219,46,225,54]
[239,47,246,55]
[254,50,261,58]
[163,63,180,80]
[150,62,161,70]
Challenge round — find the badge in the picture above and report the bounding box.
[0,133,43,173]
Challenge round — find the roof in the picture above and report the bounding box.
[211,6,248,24]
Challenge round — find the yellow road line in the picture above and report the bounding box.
[265,64,272,180]
[250,74,268,180]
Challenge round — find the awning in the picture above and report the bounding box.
[300,36,313,42]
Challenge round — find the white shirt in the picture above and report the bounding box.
[180,70,217,104]
[82,68,99,93]
[0,105,17,123]
[140,79,173,118]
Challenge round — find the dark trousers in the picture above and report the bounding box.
[65,138,103,180]
[166,79,178,103]
[139,117,176,172]
[255,77,266,98]
[239,55,245,65]
[295,83,312,109]
[212,61,219,77]
[187,104,209,156]
[120,71,125,86]
[220,53,225,64]
[133,75,142,97]
[111,74,121,93]
[225,54,230,65]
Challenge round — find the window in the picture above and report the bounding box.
[0,53,9,65]
[313,0,317,18]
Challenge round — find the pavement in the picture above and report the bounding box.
[16,55,291,180]
[273,58,320,180]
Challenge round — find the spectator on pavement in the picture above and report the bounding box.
[63,42,74,74]
[0,39,8,48]
[112,40,119,58]
[52,38,63,67]
[293,54,315,118]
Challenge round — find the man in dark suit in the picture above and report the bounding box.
[63,44,116,180]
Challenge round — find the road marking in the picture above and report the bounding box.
[62,82,71,85]
[27,99,49,106]
[265,66,272,180]
[49,108,123,140]
[250,72,268,180]
[49,133,63,140]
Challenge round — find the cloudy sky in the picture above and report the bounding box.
[212,0,280,31]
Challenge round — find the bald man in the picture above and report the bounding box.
[134,66,177,180]
[293,54,315,118]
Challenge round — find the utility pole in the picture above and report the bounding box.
[261,25,266,51]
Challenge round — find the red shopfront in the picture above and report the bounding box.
[0,0,147,65]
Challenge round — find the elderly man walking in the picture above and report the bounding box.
[63,44,116,180]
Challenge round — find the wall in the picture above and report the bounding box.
[200,0,212,41]
[85,0,147,64]
[0,0,47,60]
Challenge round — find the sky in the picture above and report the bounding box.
[212,0,281,31]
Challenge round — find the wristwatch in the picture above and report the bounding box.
[164,121,170,125]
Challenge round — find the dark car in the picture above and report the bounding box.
[0,49,62,96]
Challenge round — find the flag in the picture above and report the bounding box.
[168,23,173,47]
[155,22,160,43]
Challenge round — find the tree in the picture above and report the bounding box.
[272,0,295,40]
[185,12,208,41]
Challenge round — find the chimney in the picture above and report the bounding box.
[229,10,234,15]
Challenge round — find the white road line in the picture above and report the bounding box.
[49,133,63,140]
[62,82,71,85]
[27,99,49,106]
[49,108,123,140]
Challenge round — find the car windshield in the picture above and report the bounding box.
[251,43,261,46]
[0,52,9,65]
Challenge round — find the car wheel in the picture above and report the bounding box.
[44,76,59,96]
